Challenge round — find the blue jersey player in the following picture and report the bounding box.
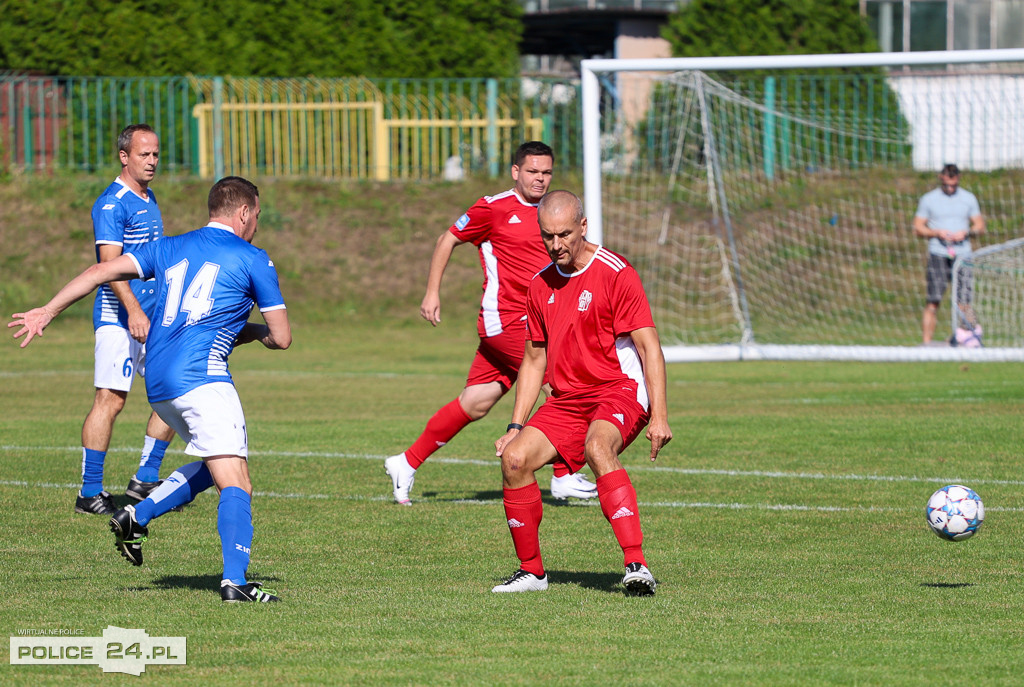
[78,123,177,516]
[10,177,292,603]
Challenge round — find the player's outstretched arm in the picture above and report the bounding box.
[495,340,546,457]
[9,256,140,348]
[630,326,673,462]
[420,231,463,326]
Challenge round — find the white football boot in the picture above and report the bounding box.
[384,453,416,506]
[491,569,549,593]
[550,472,598,500]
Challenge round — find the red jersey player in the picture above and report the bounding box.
[385,142,598,505]
[491,190,672,596]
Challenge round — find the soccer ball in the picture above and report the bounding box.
[926,484,984,541]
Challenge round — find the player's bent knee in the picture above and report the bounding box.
[584,442,623,476]
[500,445,536,480]
[464,405,490,421]
[203,455,251,493]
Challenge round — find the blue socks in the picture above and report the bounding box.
[135,436,170,483]
[82,434,171,497]
[80,448,106,497]
[125,463,255,587]
[217,487,253,586]
[133,461,214,526]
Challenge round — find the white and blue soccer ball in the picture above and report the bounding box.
[926,484,984,541]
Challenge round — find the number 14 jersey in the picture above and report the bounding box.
[127,222,287,403]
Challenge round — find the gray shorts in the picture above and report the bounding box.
[926,254,972,305]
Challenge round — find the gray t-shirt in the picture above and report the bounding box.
[915,186,981,259]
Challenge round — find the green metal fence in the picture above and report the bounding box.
[0,73,587,179]
[0,74,199,173]
[0,71,912,181]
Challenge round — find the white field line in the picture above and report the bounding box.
[3,445,1023,512]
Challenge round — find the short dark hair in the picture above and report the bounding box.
[513,141,554,167]
[208,176,259,217]
[118,124,156,155]
[941,163,960,177]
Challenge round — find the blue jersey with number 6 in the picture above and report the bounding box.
[91,178,164,330]
[127,223,286,403]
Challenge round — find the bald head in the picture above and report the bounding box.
[538,190,591,271]
[538,189,584,228]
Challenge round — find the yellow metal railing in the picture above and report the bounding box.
[193,101,388,179]
[192,78,544,180]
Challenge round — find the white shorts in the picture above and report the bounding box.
[93,325,146,391]
[152,382,248,459]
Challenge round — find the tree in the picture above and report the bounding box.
[0,0,523,77]
[663,0,880,60]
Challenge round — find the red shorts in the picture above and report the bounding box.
[466,319,528,391]
[526,382,650,473]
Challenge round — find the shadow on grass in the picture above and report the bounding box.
[920,582,974,589]
[547,570,623,594]
[141,573,281,593]
[422,489,592,506]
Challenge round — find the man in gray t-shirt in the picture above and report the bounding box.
[913,164,985,345]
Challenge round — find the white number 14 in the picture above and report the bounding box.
[162,259,220,326]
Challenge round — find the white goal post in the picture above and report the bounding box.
[581,49,1024,362]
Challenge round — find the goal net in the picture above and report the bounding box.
[581,50,1024,362]
[953,238,1024,348]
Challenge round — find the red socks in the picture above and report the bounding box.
[501,471,646,575]
[551,460,572,478]
[502,482,544,576]
[597,469,646,567]
[405,398,473,468]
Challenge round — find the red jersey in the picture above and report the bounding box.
[526,246,656,403]
[450,189,551,339]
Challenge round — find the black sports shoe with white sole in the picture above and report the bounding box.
[125,477,162,502]
[75,490,116,515]
[109,505,148,566]
[221,580,280,603]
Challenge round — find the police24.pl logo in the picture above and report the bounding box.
[11,626,186,676]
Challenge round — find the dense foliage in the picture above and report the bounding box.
[663,0,880,61]
[0,0,523,78]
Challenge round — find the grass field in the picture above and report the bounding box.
[3,316,1024,685]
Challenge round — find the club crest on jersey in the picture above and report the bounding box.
[455,213,470,231]
[577,290,593,312]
